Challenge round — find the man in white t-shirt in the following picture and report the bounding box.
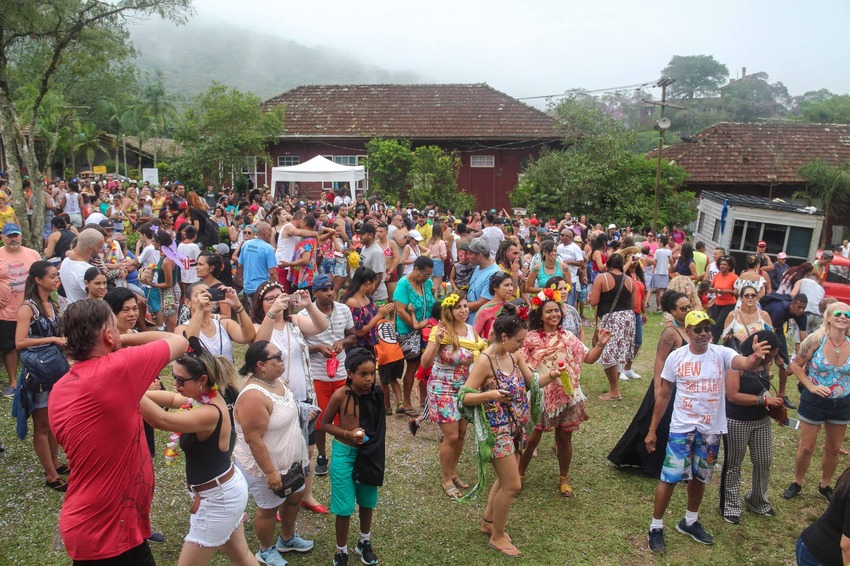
[652,235,673,309]
[59,228,105,304]
[304,274,356,479]
[645,310,771,553]
[480,213,504,260]
[556,229,584,306]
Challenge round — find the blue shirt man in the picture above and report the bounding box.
[238,223,277,298]
[465,237,500,324]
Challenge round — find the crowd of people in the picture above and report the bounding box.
[0,175,849,565]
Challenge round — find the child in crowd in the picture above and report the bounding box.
[375,314,405,415]
[322,348,386,566]
[178,224,201,292]
[450,242,475,291]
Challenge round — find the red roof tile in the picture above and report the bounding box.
[651,122,850,184]
[263,84,560,140]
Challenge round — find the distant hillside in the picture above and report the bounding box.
[129,19,418,101]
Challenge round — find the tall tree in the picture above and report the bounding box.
[408,146,472,213]
[798,94,850,124]
[172,83,284,187]
[721,71,791,122]
[661,55,730,100]
[364,138,414,204]
[0,0,192,248]
[794,160,850,247]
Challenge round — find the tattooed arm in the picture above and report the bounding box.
[792,333,830,397]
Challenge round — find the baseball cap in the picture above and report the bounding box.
[427,210,436,217]
[178,201,188,210]
[408,230,423,241]
[684,310,715,328]
[757,241,766,247]
[458,241,471,252]
[214,244,230,255]
[312,273,334,290]
[1,223,21,236]
[468,237,490,256]
[98,219,114,230]
[529,217,539,226]
[356,223,376,235]
[777,252,788,259]
[608,223,617,230]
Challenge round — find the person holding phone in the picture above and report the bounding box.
[175,283,255,362]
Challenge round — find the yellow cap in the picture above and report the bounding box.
[684,310,715,328]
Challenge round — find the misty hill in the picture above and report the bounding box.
[129,19,418,101]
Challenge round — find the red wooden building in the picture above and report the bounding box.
[257,83,561,210]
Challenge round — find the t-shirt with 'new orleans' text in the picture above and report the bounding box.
[661,343,738,435]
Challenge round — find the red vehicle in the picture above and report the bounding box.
[821,251,850,303]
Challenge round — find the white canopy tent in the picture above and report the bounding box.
[270,155,365,200]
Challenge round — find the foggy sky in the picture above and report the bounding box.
[179,0,850,100]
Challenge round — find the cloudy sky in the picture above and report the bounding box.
[192,0,848,100]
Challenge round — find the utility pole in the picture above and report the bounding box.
[645,78,682,233]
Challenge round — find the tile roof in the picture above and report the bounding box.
[651,122,850,184]
[262,83,560,140]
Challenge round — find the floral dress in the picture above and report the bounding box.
[481,352,531,459]
[350,300,379,353]
[288,236,317,290]
[427,324,481,423]
[522,329,589,432]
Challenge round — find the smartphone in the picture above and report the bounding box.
[207,286,226,302]
[784,417,801,430]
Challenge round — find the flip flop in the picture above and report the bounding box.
[598,393,622,401]
[395,403,407,414]
[559,476,574,497]
[443,483,461,499]
[56,464,71,475]
[452,476,470,490]
[488,542,522,558]
[404,408,420,417]
[44,478,67,492]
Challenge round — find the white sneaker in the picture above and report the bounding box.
[625,369,642,379]
[618,372,630,381]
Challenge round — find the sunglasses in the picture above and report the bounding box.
[263,353,283,362]
[243,230,255,235]
[742,294,758,299]
[833,310,850,319]
[173,374,201,387]
[689,326,712,335]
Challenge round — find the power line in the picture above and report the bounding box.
[518,80,658,101]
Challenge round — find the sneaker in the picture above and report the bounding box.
[2,385,14,397]
[818,485,834,503]
[618,372,630,381]
[676,519,714,545]
[722,514,740,525]
[647,528,665,553]
[276,532,313,553]
[146,532,165,543]
[783,482,803,499]
[315,455,329,476]
[333,551,349,566]
[782,396,797,409]
[256,545,287,566]
[625,369,642,379]
[355,540,378,565]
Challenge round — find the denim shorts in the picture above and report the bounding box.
[798,389,850,426]
[31,390,49,411]
[660,430,720,484]
[431,259,445,278]
[634,312,643,348]
[185,466,248,548]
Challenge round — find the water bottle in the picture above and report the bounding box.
[557,360,573,395]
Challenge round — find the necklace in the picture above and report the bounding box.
[828,334,846,356]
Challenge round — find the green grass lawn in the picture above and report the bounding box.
[0,312,832,565]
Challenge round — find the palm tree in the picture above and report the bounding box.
[794,160,850,247]
[73,123,107,172]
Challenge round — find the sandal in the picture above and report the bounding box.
[488,541,522,558]
[385,407,393,416]
[395,403,407,415]
[45,478,68,492]
[56,464,71,475]
[408,419,420,436]
[443,483,461,499]
[404,407,420,417]
[452,476,469,490]
[559,476,574,498]
[598,393,622,401]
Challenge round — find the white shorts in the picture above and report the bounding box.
[235,460,304,510]
[185,466,249,548]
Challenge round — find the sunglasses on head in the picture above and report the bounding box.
[173,374,201,387]
[689,326,712,335]
[833,310,850,319]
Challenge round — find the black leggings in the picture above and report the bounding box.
[709,304,735,344]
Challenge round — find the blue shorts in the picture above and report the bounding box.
[652,274,669,290]
[798,389,850,426]
[431,259,445,278]
[146,286,161,314]
[32,390,49,411]
[330,439,378,517]
[660,430,720,484]
[634,312,643,348]
[321,258,337,276]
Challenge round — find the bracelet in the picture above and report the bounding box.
[344,430,349,440]
[757,393,765,407]
[234,306,245,314]
[266,311,278,320]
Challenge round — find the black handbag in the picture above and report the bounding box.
[272,462,305,498]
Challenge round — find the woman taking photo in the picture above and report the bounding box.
[457,304,563,558]
[518,290,608,497]
[608,290,692,476]
[394,255,435,417]
[720,330,783,524]
[720,282,773,349]
[421,292,486,499]
[589,253,638,401]
[344,267,395,354]
[15,261,68,491]
[526,239,563,295]
[140,340,256,565]
[196,252,232,318]
[426,220,447,296]
[708,255,738,344]
[233,341,315,565]
[785,302,850,503]
[176,283,255,362]
[473,272,515,341]
[251,281,328,513]
[84,267,108,300]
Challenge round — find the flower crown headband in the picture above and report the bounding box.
[441,293,460,309]
[529,284,569,310]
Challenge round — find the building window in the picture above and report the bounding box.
[697,212,705,234]
[712,220,720,242]
[334,155,358,166]
[277,155,300,167]
[729,220,813,259]
[241,156,258,174]
[471,155,495,168]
